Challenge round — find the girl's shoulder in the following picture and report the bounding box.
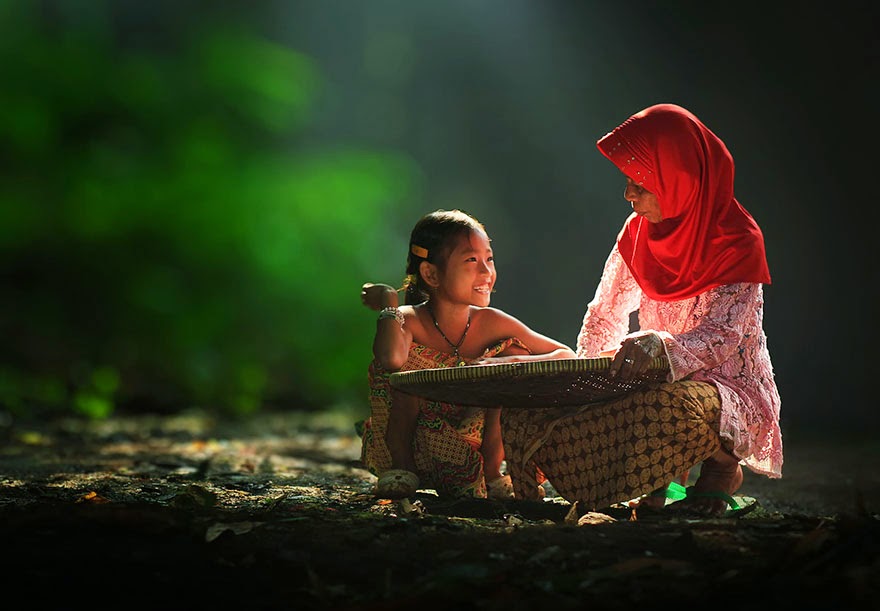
[401,303,428,334]
[471,306,522,334]
[471,305,501,316]
[472,305,516,322]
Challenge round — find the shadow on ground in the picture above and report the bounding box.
[0,410,877,610]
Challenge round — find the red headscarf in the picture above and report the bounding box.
[596,104,771,301]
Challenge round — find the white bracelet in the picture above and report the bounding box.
[633,334,662,358]
[378,307,405,328]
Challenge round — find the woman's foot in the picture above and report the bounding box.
[673,452,743,517]
[636,490,666,511]
[635,470,690,511]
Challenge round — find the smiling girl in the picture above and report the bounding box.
[359,209,574,499]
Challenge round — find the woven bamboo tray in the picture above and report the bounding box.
[389,356,669,408]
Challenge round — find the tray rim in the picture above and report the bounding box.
[389,355,669,391]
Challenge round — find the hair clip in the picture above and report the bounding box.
[410,244,428,258]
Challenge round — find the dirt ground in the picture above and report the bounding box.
[0,409,877,610]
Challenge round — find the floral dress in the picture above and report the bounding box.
[501,245,782,510]
[360,337,528,498]
[575,245,782,478]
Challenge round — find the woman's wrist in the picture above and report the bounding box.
[634,333,663,358]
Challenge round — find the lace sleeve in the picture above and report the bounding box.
[664,283,757,381]
[576,244,641,357]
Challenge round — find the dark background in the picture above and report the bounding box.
[1,1,875,437]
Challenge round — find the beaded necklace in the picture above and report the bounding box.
[427,303,471,367]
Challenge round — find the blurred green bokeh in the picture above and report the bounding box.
[0,1,420,418]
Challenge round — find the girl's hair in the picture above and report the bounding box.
[401,209,487,305]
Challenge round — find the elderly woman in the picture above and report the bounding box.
[501,104,782,517]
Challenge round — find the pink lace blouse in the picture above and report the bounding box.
[576,245,783,478]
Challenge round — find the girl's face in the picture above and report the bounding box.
[624,177,663,223]
[437,230,496,307]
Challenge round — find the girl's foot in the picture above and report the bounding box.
[486,474,514,500]
[376,469,420,499]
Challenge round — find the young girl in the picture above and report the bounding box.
[360,209,575,499]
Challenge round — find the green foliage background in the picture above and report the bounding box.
[1,1,871,431]
[0,1,420,418]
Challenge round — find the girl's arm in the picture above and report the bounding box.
[480,408,505,482]
[476,308,576,363]
[361,283,412,371]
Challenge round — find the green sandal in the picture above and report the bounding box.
[670,486,759,518]
[635,481,688,512]
[646,481,688,503]
[663,481,688,501]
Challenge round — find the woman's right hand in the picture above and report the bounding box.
[608,333,663,380]
[361,283,399,311]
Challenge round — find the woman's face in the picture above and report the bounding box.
[624,177,662,223]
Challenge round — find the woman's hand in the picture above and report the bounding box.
[361,282,399,311]
[608,333,663,380]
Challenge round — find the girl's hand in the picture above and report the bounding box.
[475,348,575,366]
[361,283,399,311]
[473,354,529,366]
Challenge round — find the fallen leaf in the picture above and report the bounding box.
[77,491,110,504]
[400,498,426,516]
[205,521,263,543]
[503,514,525,527]
[577,512,616,526]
